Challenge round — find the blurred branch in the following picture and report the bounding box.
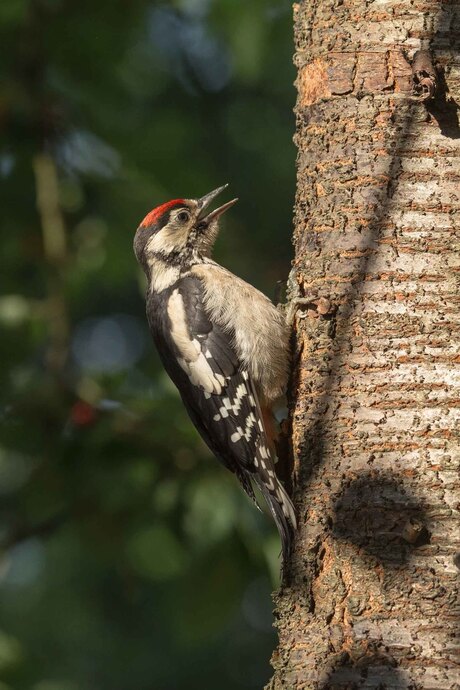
[33,153,70,377]
[33,153,67,262]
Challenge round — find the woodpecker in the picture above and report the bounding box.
[133,185,296,563]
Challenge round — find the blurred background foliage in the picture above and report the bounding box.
[0,0,295,688]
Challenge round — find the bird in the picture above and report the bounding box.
[133,184,296,564]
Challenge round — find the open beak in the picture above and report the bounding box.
[197,184,238,224]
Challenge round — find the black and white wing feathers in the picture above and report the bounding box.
[150,276,296,560]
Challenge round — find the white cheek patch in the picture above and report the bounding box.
[167,289,226,395]
[147,226,188,254]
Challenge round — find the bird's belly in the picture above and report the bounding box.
[191,263,290,403]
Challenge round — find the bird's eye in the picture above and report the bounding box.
[177,210,190,223]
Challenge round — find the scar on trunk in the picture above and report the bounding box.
[297,59,331,107]
[411,50,437,101]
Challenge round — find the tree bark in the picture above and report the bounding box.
[269,1,460,688]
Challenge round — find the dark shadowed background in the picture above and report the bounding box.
[0,1,295,688]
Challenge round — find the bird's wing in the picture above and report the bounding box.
[164,276,267,470]
[155,275,295,556]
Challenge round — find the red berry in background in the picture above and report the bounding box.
[70,400,97,427]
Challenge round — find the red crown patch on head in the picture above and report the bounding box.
[140,199,185,228]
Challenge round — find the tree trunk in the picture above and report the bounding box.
[269,2,460,688]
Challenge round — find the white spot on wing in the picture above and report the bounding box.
[259,445,269,459]
[243,412,256,441]
[232,388,245,414]
[231,426,244,443]
[265,476,275,490]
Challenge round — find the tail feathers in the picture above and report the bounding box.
[273,478,297,530]
[237,469,263,512]
[254,474,296,565]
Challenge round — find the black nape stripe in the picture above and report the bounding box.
[152,249,190,266]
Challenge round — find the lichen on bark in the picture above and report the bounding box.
[269,1,460,688]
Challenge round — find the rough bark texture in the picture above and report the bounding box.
[269,1,460,689]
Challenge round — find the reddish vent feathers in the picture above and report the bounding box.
[140,199,185,228]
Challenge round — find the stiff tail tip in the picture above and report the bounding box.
[255,475,297,570]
